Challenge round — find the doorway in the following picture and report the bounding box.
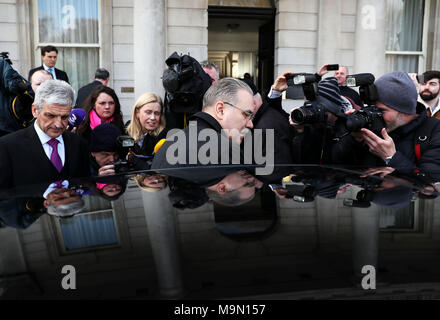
[208,6,276,95]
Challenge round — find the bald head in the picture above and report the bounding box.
[30,69,53,94]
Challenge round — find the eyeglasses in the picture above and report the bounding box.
[223,101,255,121]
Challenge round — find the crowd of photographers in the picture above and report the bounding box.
[1,48,440,214]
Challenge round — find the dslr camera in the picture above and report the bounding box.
[287,73,345,126]
[281,178,316,203]
[113,135,152,173]
[344,73,385,134]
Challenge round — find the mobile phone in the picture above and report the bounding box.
[326,64,339,71]
[416,74,425,84]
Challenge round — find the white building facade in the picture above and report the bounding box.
[1,0,439,118]
[2,0,440,299]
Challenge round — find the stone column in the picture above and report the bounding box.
[142,188,184,299]
[0,228,27,275]
[316,197,339,252]
[353,0,387,77]
[352,202,380,280]
[316,0,342,69]
[133,0,167,99]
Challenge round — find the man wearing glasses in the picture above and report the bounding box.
[152,77,255,169]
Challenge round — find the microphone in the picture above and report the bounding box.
[68,108,86,130]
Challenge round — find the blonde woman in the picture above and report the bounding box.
[126,92,168,156]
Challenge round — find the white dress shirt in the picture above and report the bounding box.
[429,98,440,117]
[268,86,283,99]
[34,121,65,166]
[43,64,57,80]
[43,180,69,199]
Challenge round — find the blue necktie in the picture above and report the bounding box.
[48,68,55,78]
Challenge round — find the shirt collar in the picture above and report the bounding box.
[43,64,52,71]
[430,98,440,116]
[34,120,64,145]
[190,112,223,132]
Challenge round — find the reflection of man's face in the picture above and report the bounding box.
[32,102,71,138]
[91,151,118,167]
[102,184,122,197]
[45,188,81,207]
[219,171,257,200]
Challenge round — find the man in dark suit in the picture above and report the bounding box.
[75,68,109,109]
[0,79,90,189]
[28,45,69,83]
[152,78,255,169]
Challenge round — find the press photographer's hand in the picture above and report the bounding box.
[98,164,115,177]
[361,167,395,178]
[317,64,330,77]
[272,72,291,92]
[289,108,304,133]
[361,127,396,160]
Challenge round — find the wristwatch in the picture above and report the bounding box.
[384,155,393,166]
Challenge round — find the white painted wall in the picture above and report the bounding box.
[0,1,20,71]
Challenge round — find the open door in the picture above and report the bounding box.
[258,19,275,96]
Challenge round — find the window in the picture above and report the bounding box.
[379,200,421,232]
[385,0,430,73]
[34,0,100,93]
[53,195,120,253]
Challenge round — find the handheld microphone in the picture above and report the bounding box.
[68,108,86,130]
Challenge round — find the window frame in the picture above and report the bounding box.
[379,199,422,233]
[385,0,431,74]
[32,0,103,73]
[41,196,131,261]
[52,204,121,255]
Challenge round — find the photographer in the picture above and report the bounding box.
[89,123,123,176]
[0,53,34,137]
[338,71,440,177]
[317,64,362,106]
[288,76,357,164]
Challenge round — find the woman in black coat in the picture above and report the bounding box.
[126,92,168,156]
[76,85,125,143]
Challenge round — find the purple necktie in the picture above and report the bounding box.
[47,138,63,172]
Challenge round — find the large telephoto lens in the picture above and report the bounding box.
[291,107,318,124]
[346,114,367,131]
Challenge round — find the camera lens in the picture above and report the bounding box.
[346,114,367,132]
[291,109,305,124]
